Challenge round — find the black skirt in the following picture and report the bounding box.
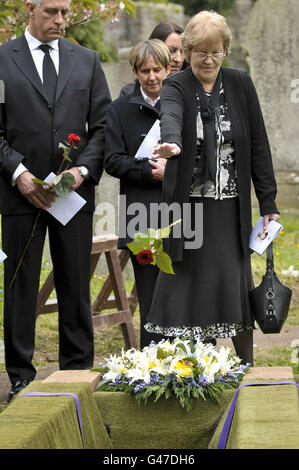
[145,197,255,341]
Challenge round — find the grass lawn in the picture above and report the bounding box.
[0,211,298,375]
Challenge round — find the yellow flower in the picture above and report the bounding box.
[276,252,280,256]
[177,367,193,378]
[148,361,157,369]
[296,244,299,249]
[175,359,194,368]
[280,231,284,235]
[174,359,194,378]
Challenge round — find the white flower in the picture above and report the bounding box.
[282,265,299,277]
[99,337,247,401]
[126,365,151,384]
[103,356,126,381]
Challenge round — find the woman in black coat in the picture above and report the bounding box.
[104,39,171,348]
[144,11,279,364]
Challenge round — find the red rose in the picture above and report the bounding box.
[136,250,154,265]
[67,133,81,146]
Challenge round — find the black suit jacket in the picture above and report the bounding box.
[0,35,111,215]
[104,82,162,248]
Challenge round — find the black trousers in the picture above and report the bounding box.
[129,253,166,349]
[2,210,94,384]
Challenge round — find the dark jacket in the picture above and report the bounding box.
[104,82,162,248]
[159,66,278,261]
[0,35,111,215]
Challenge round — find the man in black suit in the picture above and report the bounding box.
[0,0,111,401]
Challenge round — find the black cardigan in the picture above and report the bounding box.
[159,66,278,261]
[104,82,162,248]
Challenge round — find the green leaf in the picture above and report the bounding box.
[63,153,73,163]
[153,238,163,252]
[123,0,136,18]
[156,251,175,274]
[147,227,157,240]
[155,219,182,239]
[156,225,171,239]
[32,177,51,187]
[127,238,149,255]
[157,347,172,360]
[175,343,187,354]
[52,172,75,197]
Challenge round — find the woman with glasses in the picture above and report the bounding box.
[144,11,279,365]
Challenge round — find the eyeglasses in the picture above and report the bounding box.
[192,51,225,60]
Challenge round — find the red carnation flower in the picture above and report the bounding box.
[136,250,154,265]
[67,133,81,146]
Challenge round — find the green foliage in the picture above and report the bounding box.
[127,220,182,274]
[171,0,235,17]
[50,172,76,197]
[67,21,118,62]
[0,0,136,61]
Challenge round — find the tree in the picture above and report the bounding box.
[0,0,136,46]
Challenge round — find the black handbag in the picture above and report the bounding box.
[249,242,292,334]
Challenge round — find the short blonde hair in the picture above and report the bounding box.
[129,39,171,72]
[182,11,232,62]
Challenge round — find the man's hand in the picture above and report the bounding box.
[60,167,85,191]
[16,171,56,210]
[148,158,167,181]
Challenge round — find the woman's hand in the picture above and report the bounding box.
[152,142,181,159]
[149,158,167,181]
[263,213,280,231]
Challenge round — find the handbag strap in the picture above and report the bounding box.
[266,242,274,273]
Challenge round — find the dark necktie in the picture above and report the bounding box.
[39,44,57,108]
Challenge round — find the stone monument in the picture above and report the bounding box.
[243,0,299,211]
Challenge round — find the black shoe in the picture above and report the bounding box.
[8,379,31,402]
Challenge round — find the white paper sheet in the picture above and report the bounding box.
[0,250,7,263]
[249,217,283,255]
[44,172,86,226]
[134,119,161,160]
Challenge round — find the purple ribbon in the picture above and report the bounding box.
[19,392,85,448]
[217,381,299,449]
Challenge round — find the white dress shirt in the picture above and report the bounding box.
[140,86,160,107]
[12,28,59,184]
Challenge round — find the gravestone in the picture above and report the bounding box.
[243,0,299,211]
